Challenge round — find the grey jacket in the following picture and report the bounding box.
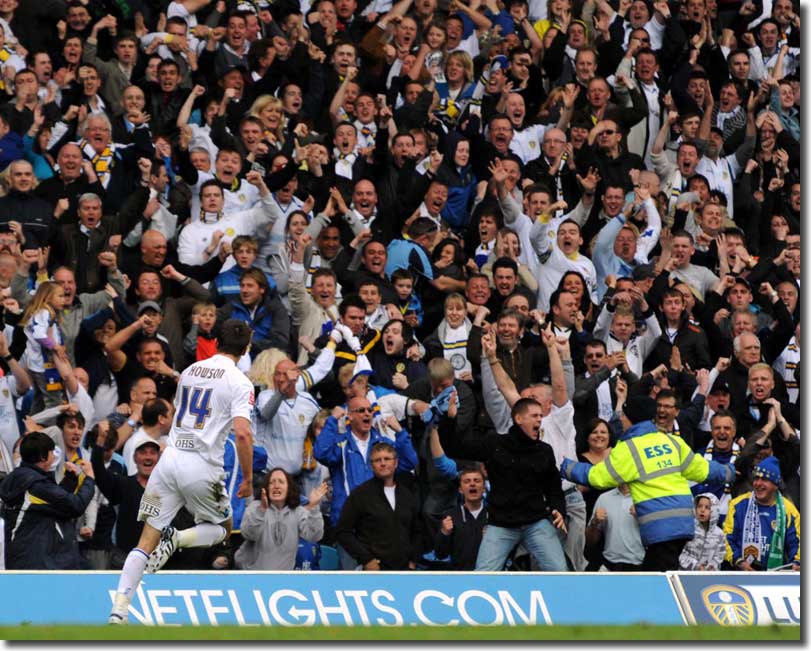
[235,499,324,570]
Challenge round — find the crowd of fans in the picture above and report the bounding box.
[0,0,801,574]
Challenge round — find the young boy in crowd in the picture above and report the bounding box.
[211,236,277,306]
[679,493,726,571]
[183,302,218,363]
[391,269,423,329]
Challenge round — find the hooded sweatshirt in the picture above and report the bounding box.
[678,493,726,571]
[436,132,477,232]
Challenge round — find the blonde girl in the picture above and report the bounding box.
[249,95,286,150]
[20,281,67,409]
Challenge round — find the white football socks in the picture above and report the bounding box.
[177,523,227,548]
[116,548,150,599]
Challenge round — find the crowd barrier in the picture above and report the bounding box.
[0,571,799,627]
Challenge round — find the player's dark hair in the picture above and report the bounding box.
[219,319,253,356]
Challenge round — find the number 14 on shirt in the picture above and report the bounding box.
[176,387,213,429]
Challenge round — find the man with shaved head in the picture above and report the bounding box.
[34,142,106,224]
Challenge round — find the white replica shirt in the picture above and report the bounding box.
[510,123,546,165]
[178,195,282,266]
[529,209,598,312]
[0,375,20,454]
[540,401,577,491]
[189,172,260,220]
[169,354,255,467]
[696,154,741,219]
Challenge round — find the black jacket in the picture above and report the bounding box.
[90,444,146,553]
[0,462,95,569]
[53,216,119,294]
[438,422,565,528]
[647,315,712,372]
[335,473,422,570]
[434,503,488,571]
[33,173,107,226]
[0,190,55,249]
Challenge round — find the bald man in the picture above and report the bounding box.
[120,224,225,285]
[33,142,106,224]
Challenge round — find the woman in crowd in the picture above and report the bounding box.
[235,468,327,571]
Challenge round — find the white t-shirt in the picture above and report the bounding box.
[352,433,370,461]
[168,354,254,467]
[540,401,577,491]
[384,485,396,510]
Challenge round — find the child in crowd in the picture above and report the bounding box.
[358,280,390,332]
[391,269,423,328]
[211,236,277,306]
[183,302,219,363]
[473,212,499,269]
[679,493,726,571]
[20,281,66,409]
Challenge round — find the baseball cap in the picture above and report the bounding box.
[130,431,161,453]
[730,276,751,292]
[137,301,163,316]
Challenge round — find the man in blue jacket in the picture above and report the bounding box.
[314,395,418,568]
[215,268,290,357]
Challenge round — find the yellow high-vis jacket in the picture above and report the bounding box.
[561,420,735,545]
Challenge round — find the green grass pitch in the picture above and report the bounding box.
[0,624,799,641]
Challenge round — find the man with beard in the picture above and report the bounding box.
[468,309,549,392]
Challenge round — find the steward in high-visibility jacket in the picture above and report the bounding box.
[560,420,735,570]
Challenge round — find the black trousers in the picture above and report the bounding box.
[641,538,689,571]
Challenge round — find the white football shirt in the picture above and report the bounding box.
[169,354,254,467]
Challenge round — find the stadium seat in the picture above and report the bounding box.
[319,545,340,571]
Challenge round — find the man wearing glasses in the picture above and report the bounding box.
[314,395,418,568]
[77,112,155,213]
[335,441,423,570]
